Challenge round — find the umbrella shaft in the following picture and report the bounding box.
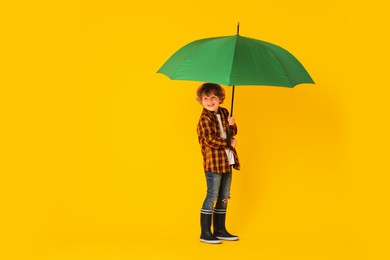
[230,85,235,116]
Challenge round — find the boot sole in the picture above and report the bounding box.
[216,236,239,241]
[200,238,222,244]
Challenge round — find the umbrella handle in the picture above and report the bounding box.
[227,128,233,149]
[228,84,236,148]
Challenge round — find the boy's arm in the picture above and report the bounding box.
[198,117,229,150]
[225,108,237,137]
[230,123,238,137]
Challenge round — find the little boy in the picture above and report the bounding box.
[196,83,240,244]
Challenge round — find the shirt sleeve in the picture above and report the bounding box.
[198,115,229,150]
[230,123,237,137]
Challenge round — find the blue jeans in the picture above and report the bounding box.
[201,171,232,211]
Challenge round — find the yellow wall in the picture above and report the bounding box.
[1,0,389,259]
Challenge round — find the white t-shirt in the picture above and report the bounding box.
[216,114,235,165]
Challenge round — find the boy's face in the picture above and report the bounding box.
[201,93,221,112]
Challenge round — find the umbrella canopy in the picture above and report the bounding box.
[157,34,314,88]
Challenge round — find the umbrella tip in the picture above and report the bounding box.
[237,22,240,35]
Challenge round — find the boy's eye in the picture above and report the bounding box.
[202,95,218,102]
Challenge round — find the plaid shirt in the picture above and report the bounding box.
[197,107,240,173]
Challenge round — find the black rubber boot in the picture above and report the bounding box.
[200,210,221,244]
[213,209,239,241]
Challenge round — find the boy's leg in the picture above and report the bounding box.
[202,171,222,210]
[214,171,232,210]
[200,172,222,244]
[214,171,239,241]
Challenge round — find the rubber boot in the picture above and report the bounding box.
[200,210,221,244]
[213,209,239,241]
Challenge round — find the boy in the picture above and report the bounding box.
[196,83,240,244]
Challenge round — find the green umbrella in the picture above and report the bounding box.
[158,24,314,115]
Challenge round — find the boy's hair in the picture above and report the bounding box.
[196,83,225,104]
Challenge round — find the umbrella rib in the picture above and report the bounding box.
[265,47,294,87]
[170,40,205,80]
[228,36,240,86]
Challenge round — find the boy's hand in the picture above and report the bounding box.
[228,116,235,126]
[231,138,237,148]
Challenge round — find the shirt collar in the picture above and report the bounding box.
[203,107,220,115]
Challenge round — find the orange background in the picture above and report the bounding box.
[1,0,389,259]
